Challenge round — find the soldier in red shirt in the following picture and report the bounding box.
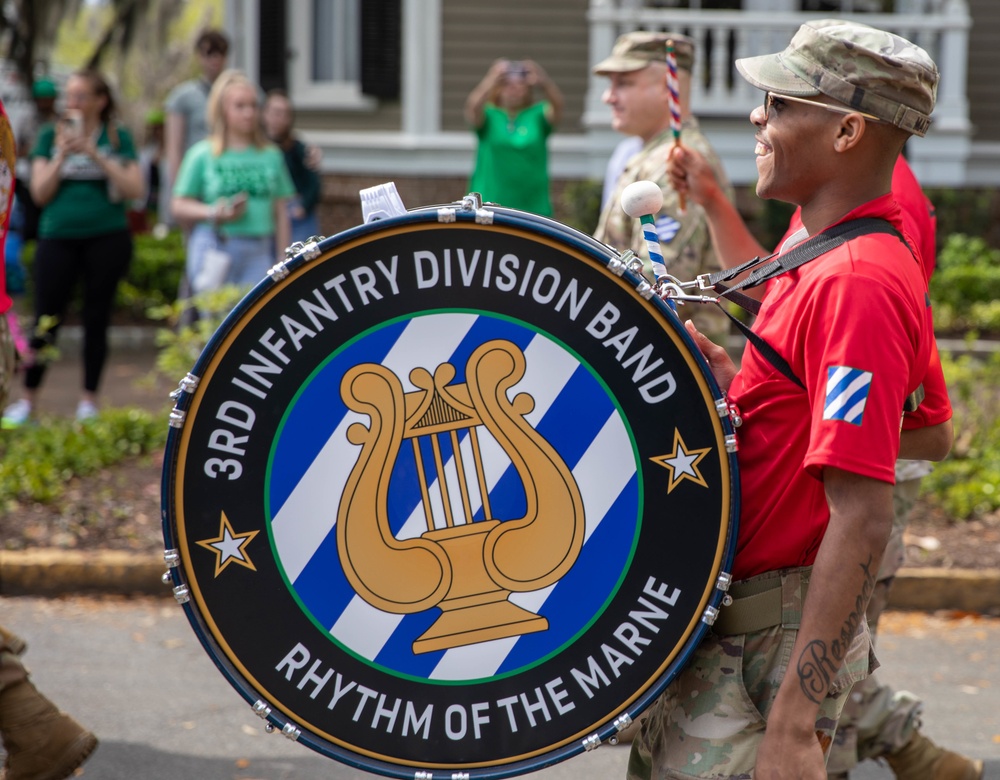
[625,20,959,780]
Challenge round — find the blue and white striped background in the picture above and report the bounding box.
[267,312,641,682]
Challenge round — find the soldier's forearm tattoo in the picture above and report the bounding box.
[796,556,876,704]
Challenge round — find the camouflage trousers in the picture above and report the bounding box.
[0,625,29,693]
[1,319,28,691]
[627,567,874,779]
[0,313,13,410]
[825,478,925,775]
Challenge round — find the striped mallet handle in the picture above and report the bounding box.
[666,38,686,213]
[621,181,667,282]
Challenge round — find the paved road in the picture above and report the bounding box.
[1,596,997,779]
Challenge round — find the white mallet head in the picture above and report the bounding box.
[621,180,663,218]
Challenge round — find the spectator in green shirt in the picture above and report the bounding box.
[465,59,564,217]
[2,69,144,427]
[171,70,294,295]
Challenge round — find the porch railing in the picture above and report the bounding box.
[584,1,971,137]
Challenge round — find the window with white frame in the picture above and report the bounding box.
[288,0,375,109]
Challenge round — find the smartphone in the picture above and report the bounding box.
[61,110,83,137]
[506,61,528,79]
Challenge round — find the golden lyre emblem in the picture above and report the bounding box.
[338,339,585,654]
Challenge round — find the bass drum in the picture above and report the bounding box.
[161,201,739,779]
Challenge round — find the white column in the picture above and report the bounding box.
[402,0,441,136]
[584,0,620,130]
[934,0,971,130]
[227,0,259,83]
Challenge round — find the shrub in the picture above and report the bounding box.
[148,285,252,379]
[921,349,1000,519]
[0,407,167,510]
[117,230,187,318]
[930,235,1000,334]
[559,179,603,235]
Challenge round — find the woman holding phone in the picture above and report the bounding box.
[171,69,294,295]
[2,69,143,427]
[464,59,564,216]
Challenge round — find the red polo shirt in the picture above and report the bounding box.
[729,193,936,579]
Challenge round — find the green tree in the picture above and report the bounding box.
[2,0,221,129]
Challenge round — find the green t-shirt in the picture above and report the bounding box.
[32,123,137,239]
[173,140,296,238]
[468,102,554,217]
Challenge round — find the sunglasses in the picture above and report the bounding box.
[765,91,882,123]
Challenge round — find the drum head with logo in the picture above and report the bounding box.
[162,205,739,778]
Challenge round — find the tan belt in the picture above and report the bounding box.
[713,566,812,635]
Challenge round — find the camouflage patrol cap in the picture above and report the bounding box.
[735,19,938,137]
[593,31,695,75]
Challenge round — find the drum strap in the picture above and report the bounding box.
[704,218,907,390]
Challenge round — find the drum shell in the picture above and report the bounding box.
[161,204,739,778]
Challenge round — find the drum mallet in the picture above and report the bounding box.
[621,180,668,282]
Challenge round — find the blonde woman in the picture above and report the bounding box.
[171,69,294,293]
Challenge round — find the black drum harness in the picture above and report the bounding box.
[653,217,925,411]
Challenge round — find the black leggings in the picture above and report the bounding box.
[25,231,132,393]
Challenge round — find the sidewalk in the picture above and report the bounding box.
[4,324,170,418]
[3,327,1000,613]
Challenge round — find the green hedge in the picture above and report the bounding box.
[922,349,1000,519]
[930,234,1000,334]
[0,408,167,510]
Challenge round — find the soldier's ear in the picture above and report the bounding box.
[832,114,866,153]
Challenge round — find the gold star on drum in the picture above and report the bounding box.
[161,197,739,778]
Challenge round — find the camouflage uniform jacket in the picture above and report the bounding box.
[595,118,733,343]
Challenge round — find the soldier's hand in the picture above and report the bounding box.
[667,145,722,209]
[684,320,735,392]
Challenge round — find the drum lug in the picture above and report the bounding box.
[252,700,272,719]
[716,571,733,593]
[168,407,187,429]
[281,722,301,741]
[284,238,323,262]
[475,208,494,225]
[170,372,200,400]
[414,773,433,780]
[162,550,180,586]
[459,192,483,212]
[267,261,290,282]
[716,394,743,428]
[607,712,633,745]
[437,207,456,223]
[701,605,720,626]
[172,584,190,604]
[724,433,738,453]
[716,571,734,606]
[636,280,655,300]
[582,732,601,751]
[608,249,630,276]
